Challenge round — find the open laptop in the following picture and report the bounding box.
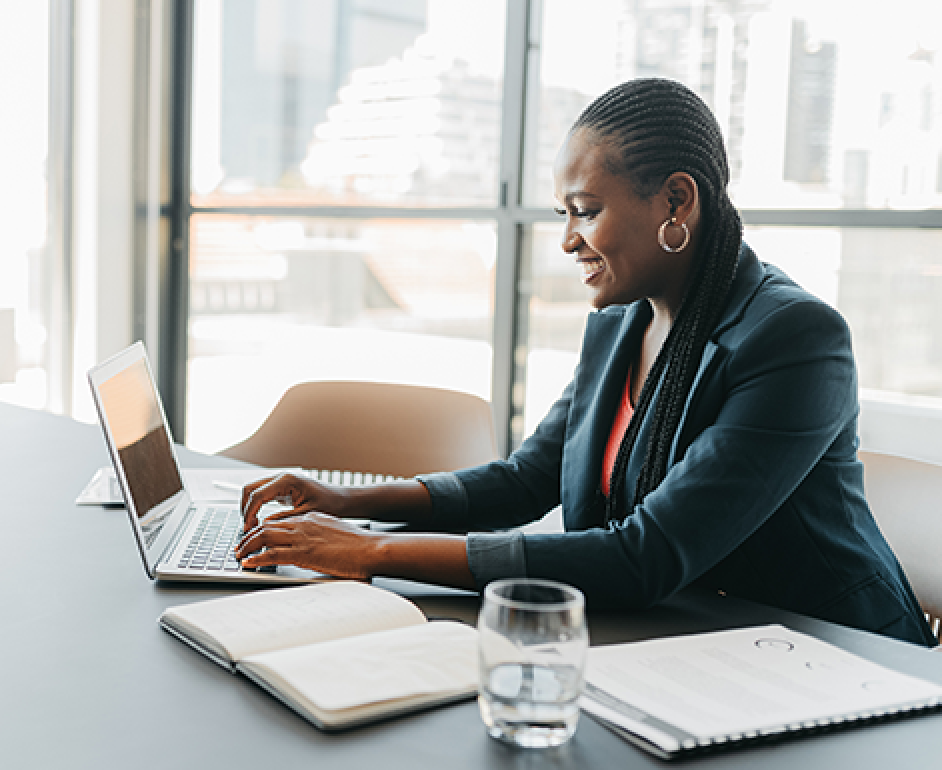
[88,341,328,584]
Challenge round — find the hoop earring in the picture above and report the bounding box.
[658,218,690,253]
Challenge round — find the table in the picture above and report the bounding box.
[2,401,942,769]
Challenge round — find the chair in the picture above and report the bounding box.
[859,449,942,643]
[219,380,499,479]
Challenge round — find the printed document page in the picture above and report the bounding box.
[586,625,942,738]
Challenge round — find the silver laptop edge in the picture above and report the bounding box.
[88,341,323,585]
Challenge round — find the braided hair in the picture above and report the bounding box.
[570,78,743,522]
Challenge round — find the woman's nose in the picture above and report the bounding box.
[561,228,581,254]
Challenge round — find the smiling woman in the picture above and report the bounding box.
[236,79,937,649]
[553,136,701,313]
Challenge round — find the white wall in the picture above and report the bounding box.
[860,392,942,465]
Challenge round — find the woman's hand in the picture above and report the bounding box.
[240,472,349,531]
[235,473,474,588]
[235,512,379,579]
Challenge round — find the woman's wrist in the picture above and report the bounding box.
[341,479,433,524]
[367,532,475,590]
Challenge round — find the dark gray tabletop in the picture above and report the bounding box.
[2,401,942,769]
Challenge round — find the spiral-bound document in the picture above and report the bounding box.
[580,624,942,759]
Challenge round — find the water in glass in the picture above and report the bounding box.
[477,579,587,748]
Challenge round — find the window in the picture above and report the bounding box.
[523,0,942,211]
[0,3,52,410]
[192,0,505,208]
[184,0,507,452]
[513,0,942,441]
[186,213,496,451]
[160,0,942,456]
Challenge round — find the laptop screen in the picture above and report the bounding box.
[96,356,184,522]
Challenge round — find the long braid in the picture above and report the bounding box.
[571,79,743,521]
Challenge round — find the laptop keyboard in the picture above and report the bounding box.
[177,507,243,572]
[173,471,404,573]
[308,469,401,485]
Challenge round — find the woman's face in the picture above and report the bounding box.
[553,129,687,311]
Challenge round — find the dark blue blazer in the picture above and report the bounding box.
[455,244,935,646]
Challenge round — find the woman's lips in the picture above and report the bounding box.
[578,257,604,285]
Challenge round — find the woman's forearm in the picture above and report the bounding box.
[369,533,475,590]
[339,479,435,525]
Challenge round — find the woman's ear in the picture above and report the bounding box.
[662,172,699,225]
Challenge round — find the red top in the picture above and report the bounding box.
[601,371,634,497]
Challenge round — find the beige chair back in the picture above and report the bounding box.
[219,380,498,479]
[859,449,942,642]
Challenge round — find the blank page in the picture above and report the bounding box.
[161,582,427,662]
[239,621,479,727]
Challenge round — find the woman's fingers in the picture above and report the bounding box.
[239,476,270,505]
[236,519,296,556]
[251,502,317,524]
[236,513,376,579]
[240,546,291,568]
[241,472,307,530]
[236,514,319,557]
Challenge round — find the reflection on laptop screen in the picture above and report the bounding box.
[97,358,183,520]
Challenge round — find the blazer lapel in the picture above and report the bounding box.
[668,339,723,464]
[561,302,651,525]
[562,243,770,518]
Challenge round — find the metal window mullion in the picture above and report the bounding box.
[740,208,942,229]
[186,205,502,220]
[512,208,942,229]
[131,0,169,366]
[162,0,194,442]
[184,204,942,229]
[491,0,531,458]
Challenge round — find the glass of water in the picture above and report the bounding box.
[477,578,588,748]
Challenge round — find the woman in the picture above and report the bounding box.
[236,79,936,647]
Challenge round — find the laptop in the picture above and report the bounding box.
[88,341,328,584]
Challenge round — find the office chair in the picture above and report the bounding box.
[219,380,499,479]
[859,449,942,644]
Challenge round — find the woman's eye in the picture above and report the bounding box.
[553,206,598,220]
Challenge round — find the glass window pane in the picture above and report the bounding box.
[516,223,587,443]
[186,214,496,452]
[517,223,942,445]
[524,0,942,211]
[0,3,49,409]
[744,226,942,403]
[191,0,506,208]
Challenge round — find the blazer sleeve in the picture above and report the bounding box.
[523,295,859,609]
[418,379,577,533]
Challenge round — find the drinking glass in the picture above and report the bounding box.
[477,578,588,748]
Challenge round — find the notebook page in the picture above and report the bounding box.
[240,621,478,716]
[586,625,942,739]
[162,582,427,662]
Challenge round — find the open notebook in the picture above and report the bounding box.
[159,582,478,730]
